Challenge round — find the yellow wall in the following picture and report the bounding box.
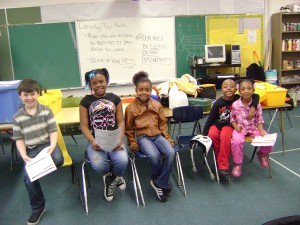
[206,15,264,76]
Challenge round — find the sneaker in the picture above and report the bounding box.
[103,173,116,202]
[163,183,172,195]
[231,165,242,178]
[150,180,168,202]
[218,170,231,184]
[27,208,45,225]
[257,152,269,168]
[115,176,126,191]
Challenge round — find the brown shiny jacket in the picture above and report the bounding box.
[125,97,174,151]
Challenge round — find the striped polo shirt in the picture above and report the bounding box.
[13,103,57,147]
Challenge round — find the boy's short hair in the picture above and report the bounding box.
[17,79,40,95]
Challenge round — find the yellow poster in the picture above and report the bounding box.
[206,15,264,76]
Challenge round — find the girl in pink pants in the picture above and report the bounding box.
[230,79,272,177]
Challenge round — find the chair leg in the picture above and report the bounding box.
[71,135,78,145]
[250,147,258,162]
[129,157,140,207]
[267,156,273,178]
[203,155,215,181]
[212,150,220,183]
[190,148,197,172]
[11,140,17,171]
[130,157,145,207]
[176,152,187,197]
[0,135,5,155]
[284,108,292,129]
[71,164,84,205]
[81,161,89,214]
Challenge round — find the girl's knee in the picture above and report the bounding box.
[90,156,109,175]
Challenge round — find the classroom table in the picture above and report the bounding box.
[261,103,291,154]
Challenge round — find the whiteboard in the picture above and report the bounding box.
[75,18,176,85]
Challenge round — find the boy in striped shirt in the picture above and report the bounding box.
[13,79,63,225]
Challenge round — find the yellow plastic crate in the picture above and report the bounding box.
[255,82,287,107]
[38,89,62,115]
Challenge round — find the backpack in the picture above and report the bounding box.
[246,63,266,81]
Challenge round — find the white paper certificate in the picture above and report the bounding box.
[25,147,57,182]
[95,128,120,151]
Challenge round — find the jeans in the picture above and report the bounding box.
[87,143,128,177]
[137,134,175,189]
[24,142,63,213]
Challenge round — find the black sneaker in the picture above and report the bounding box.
[115,176,126,191]
[163,183,172,195]
[218,170,231,185]
[103,173,116,202]
[27,208,45,225]
[150,180,168,202]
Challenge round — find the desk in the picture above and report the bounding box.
[190,63,241,77]
[261,103,291,154]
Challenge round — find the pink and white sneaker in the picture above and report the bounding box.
[231,165,242,177]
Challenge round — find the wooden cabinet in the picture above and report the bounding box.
[272,12,300,88]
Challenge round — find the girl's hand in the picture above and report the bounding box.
[91,140,101,151]
[114,140,125,151]
[260,130,266,137]
[130,146,139,152]
[235,126,242,132]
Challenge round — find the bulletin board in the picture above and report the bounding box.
[206,15,264,75]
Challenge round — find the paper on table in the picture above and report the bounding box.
[95,128,120,151]
[251,133,277,147]
[25,147,57,182]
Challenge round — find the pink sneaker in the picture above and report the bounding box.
[257,153,269,168]
[231,165,242,177]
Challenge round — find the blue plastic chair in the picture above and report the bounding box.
[172,106,219,183]
[129,143,186,205]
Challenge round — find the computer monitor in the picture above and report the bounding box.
[204,44,226,65]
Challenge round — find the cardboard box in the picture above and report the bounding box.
[288,4,300,12]
[0,80,22,123]
[38,89,62,115]
[256,82,287,107]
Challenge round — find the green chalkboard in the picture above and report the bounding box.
[9,22,81,89]
[175,16,206,78]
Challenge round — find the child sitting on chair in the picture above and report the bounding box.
[125,71,175,203]
[202,79,259,184]
[230,79,273,178]
[13,79,63,225]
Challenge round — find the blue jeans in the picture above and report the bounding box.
[24,142,63,213]
[137,134,175,189]
[87,143,128,177]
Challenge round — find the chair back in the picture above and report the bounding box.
[173,106,203,123]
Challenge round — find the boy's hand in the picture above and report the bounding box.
[23,155,31,163]
[248,107,255,120]
[46,146,55,155]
